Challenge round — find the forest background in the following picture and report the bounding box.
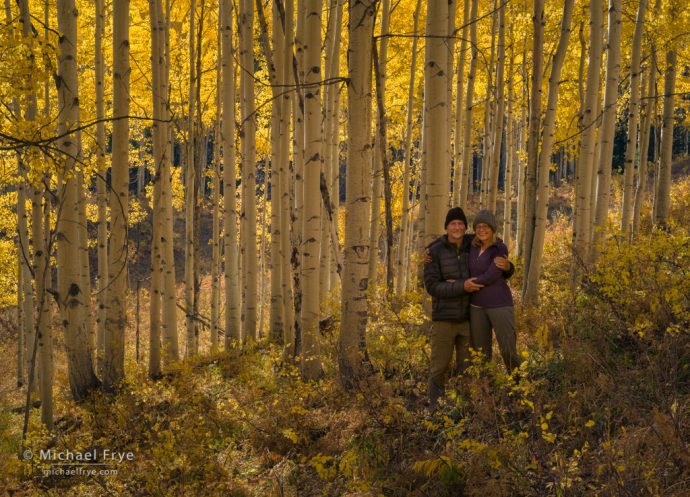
[0,0,689,495]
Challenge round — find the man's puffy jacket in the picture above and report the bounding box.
[424,234,474,322]
[423,234,514,322]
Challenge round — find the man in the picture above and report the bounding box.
[423,207,513,406]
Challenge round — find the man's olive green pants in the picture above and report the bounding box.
[428,320,471,406]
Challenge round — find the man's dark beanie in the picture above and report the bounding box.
[444,207,468,228]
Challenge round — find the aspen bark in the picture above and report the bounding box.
[95,0,107,376]
[185,0,197,356]
[503,32,515,248]
[487,1,506,213]
[654,49,676,226]
[523,0,574,304]
[633,51,657,236]
[340,0,375,388]
[422,0,450,245]
[621,0,648,236]
[452,0,470,205]
[240,0,258,343]
[300,0,323,379]
[521,0,544,268]
[459,0,478,208]
[573,0,603,266]
[211,11,222,351]
[592,0,623,259]
[222,0,241,347]
[56,0,99,400]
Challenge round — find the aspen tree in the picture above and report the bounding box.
[459,0,478,208]
[367,0,390,289]
[160,0,179,362]
[633,51,657,236]
[486,0,506,213]
[185,0,197,356]
[395,0,423,294]
[95,0,107,375]
[503,30,515,248]
[300,0,323,379]
[592,0,623,259]
[521,0,544,266]
[452,0,470,206]
[371,0,392,290]
[340,0,375,388]
[56,0,99,400]
[279,0,296,356]
[103,0,131,392]
[422,0,449,245]
[210,10,222,351]
[523,0,574,304]
[621,0,648,236]
[479,2,497,207]
[239,0,257,343]
[323,0,344,291]
[221,0,241,347]
[573,0,603,266]
[654,49,676,226]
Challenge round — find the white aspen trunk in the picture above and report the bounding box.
[521,0,544,268]
[459,0,478,208]
[395,0,423,294]
[300,0,323,379]
[211,11,222,352]
[222,0,241,347]
[160,0,179,362]
[280,0,296,356]
[148,0,164,376]
[621,0,648,236]
[240,0,257,343]
[523,0,574,304]
[452,0,470,205]
[94,0,107,377]
[104,0,131,392]
[324,0,343,291]
[487,1,506,213]
[446,0,456,190]
[367,0,390,289]
[185,0,197,356]
[422,0,450,245]
[633,51,657,236]
[479,2,497,208]
[592,0,623,260]
[654,49,676,226]
[56,0,99,400]
[340,0,375,388]
[515,48,528,258]
[572,0,603,267]
[503,34,515,248]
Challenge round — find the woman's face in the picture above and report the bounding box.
[475,223,493,243]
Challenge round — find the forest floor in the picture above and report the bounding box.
[1,177,689,496]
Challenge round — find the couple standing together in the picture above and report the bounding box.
[423,207,520,406]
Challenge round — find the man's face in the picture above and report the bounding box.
[446,219,466,243]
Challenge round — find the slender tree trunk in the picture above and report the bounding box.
[459,0,478,208]
[621,0,648,236]
[423,0,450,246]
[654,49,676,226]
[592,0,623,259]
[396,0,422,294]
[523,0,574,304]
[103,0,131,392]
[572,0,603,267]
[479,1,497,207]
[452,0,469,205]
[367,0,391,290]
[222,0,241,347]
[95,0,107,377]
[633,50,657,236]
[521,0,544,268]
[487,1,506,213]
[300,0,323,379]
[340,0,375,389]
[503,32,515,247]
[210,12,222,352]
[56,0,99,400]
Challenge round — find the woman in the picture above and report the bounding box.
[468,210,521,371]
